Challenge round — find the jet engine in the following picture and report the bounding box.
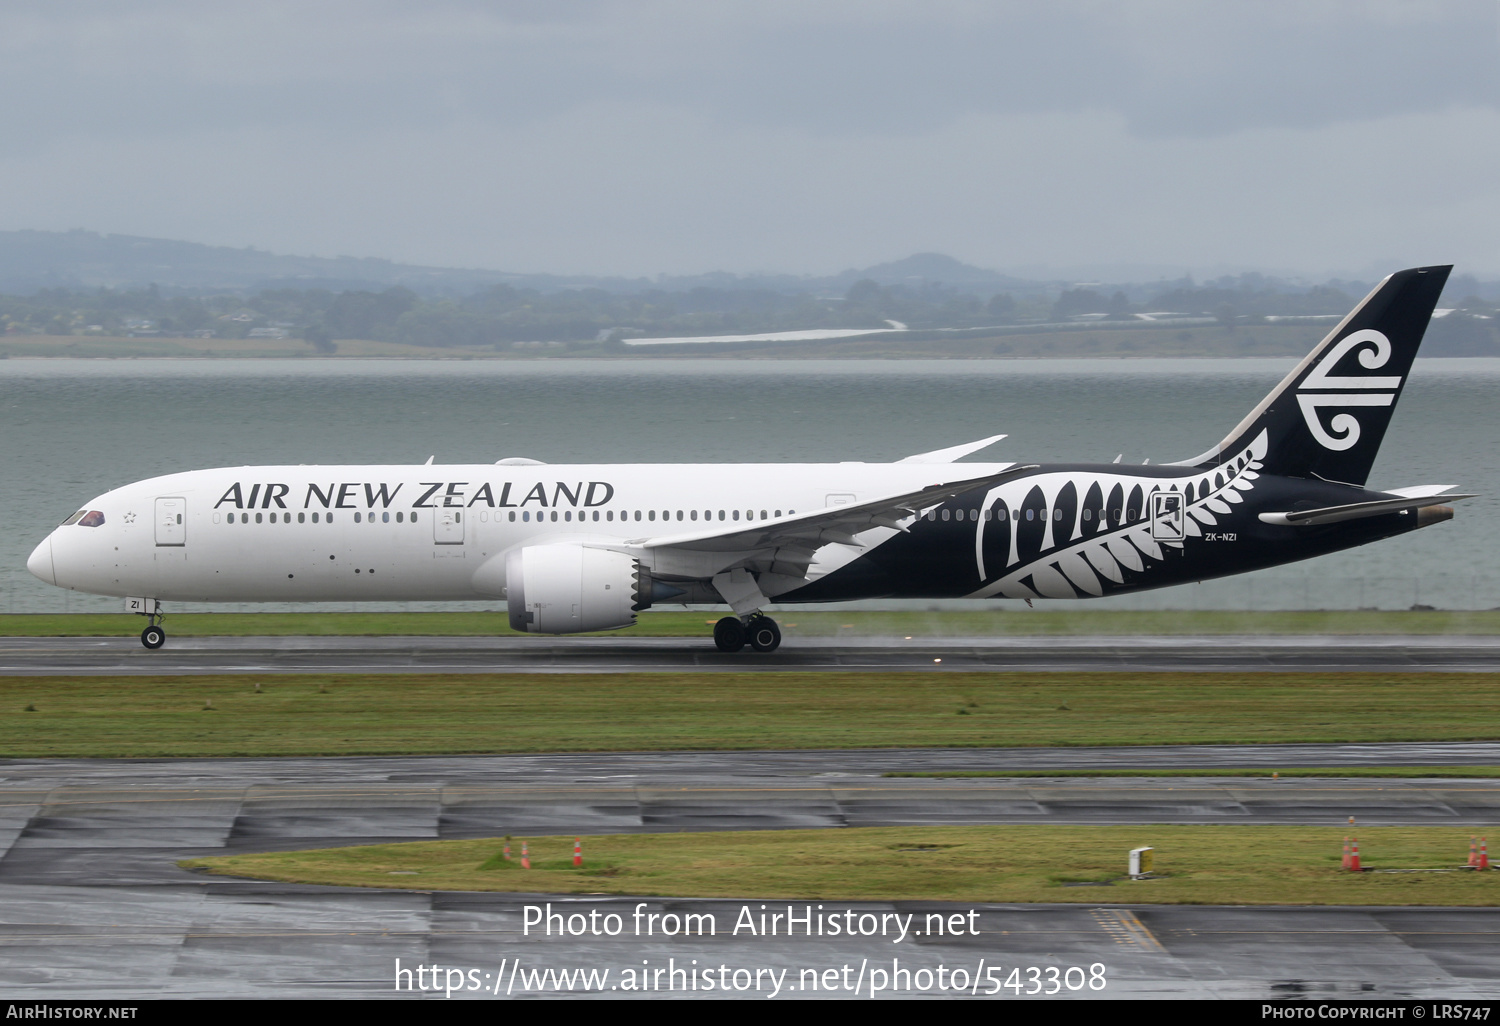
[503,543,650,634]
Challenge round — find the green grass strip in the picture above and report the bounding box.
[3,609,1499,638]
[181,825,1500,905]
[6,671,1500,758]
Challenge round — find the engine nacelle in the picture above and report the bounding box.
[505,543,648,634]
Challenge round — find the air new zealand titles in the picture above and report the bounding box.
[29,265,1471,653]
[212,480,618,511]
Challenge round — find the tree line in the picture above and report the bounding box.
[2,278,1495,355]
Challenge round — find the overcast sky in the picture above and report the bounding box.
[2,1,1497,280]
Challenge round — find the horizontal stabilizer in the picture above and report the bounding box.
[1258,492,1476,527]
[1383,484,1457,499]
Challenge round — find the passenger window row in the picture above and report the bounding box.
[484,509,791,524]
[219,507,810,527]
[218,506,1148,528]
[925,507,1142,523]
[222,511,422,524]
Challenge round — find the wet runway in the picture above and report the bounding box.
[4,748,1500,998]
[4,633,1500,674]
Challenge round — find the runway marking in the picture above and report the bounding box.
[1091,909,1166,951]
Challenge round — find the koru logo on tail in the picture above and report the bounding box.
[1295,329,1401,451]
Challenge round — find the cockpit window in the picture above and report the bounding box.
[77,510,106,528]
[61,510,87,526]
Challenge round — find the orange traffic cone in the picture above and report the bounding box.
[573,837,582,868]
[521,841,531,870]
[1481,838,1491,871]
[504,840,512,862]
[1348,836,1361,872]
[1342,837,1351,870]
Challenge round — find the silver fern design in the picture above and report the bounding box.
[969,429,1268,600]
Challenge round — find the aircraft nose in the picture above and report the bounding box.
[27,537,55,585]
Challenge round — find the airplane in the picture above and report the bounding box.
[27,264,1472,653]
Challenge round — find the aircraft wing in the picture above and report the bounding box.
[627,464,1038,591]
[897,434,1006,464]
[628,464,1035,551]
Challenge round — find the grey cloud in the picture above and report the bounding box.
[0,1,1493,155]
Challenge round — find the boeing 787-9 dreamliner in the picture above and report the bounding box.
[29,265,1471,653]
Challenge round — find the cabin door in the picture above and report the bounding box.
[155,497,186,546]
[433,508,465,544]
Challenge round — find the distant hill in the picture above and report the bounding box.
[1,229,1496,355]
[829,252,1041,292]
[3,230,1496,310]
[0,230,526,296]
[0,230,1054,298]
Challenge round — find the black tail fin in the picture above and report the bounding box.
[1178,264,1451,486]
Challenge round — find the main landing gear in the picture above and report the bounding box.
[713,614,782,653]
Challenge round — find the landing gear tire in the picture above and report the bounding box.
[713,616,746,653]
[747,616,782,653]
[140,625,166,650]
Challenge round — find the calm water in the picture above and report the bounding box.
[3,358,1495,613]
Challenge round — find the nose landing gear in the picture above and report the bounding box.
[136,604,166,650]
[713,614,781,653]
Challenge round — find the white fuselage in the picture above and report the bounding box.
[29,462,1012,603]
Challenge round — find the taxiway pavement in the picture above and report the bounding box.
[4,748,1500,998]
